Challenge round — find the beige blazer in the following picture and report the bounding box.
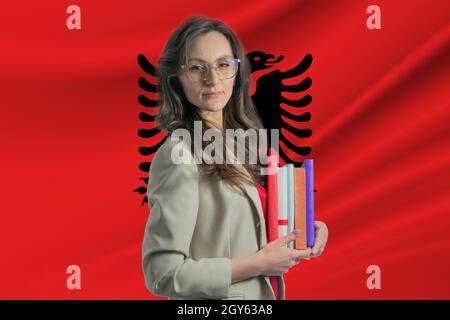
[141,136,285,300]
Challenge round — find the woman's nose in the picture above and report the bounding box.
[203,67,220,86]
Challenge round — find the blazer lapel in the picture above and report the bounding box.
[243,181,283,300]
[226,147,267,249]
[242,182,266,248]
[243,178,288,300]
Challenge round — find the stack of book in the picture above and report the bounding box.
[266,159,315,249]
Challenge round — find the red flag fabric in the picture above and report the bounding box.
[1,0,449,299]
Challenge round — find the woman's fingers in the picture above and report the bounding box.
[277,229,301,247]
[311,235,322,256]
[311,243,323,256]
[293,247,311,259]
[291,248,311,264]
[311,247,322,257]
[311,220,328,256]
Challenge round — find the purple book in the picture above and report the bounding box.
[301,159,315,247]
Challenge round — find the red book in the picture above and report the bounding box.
[266,148,279,299]
[266,149,279,243]
[294,167,307,249]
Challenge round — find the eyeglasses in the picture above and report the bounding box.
[180,57,240,82]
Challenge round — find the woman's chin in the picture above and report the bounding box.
[200,103,226,112]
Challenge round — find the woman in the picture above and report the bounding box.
[141,15,328,300]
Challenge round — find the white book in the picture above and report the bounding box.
[277,166,288,240]
[278,225,288,242]
[287,164,295,249]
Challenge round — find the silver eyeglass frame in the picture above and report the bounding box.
[179,58,241,82]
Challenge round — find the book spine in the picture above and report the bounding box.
[266,149,279,243]
[303,159,315,247]
[294,167,307,249]
[278,166,288,239]
[286,164,295,249]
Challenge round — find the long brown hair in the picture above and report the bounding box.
[156,15,267,195]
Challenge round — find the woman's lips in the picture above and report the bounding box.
[203,92,223,98]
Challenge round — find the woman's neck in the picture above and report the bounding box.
[201,110,224,132]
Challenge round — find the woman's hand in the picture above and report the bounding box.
[256,220,329,275]
[255,230,311,276]
[292,220,328,262]
[310,220,328,258]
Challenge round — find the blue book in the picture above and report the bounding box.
[286,164,295,249]
[301,159,315,247]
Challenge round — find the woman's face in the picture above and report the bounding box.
[177,31,236,117]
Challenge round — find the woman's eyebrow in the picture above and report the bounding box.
[188,54,233,63]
